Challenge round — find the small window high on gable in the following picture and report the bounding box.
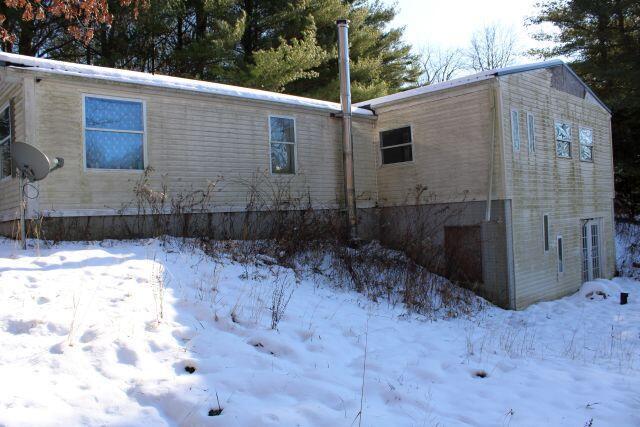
[380,126,413,165]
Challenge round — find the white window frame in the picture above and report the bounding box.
[579,126,594,162]
[542,213,550,253]
[554,121,572,159]
[379,125,414,167]
[268,114,297,175]
[0,101,12,182]
[82,94,147,172]
[526,111,535,153]
[510,109,521,151]
[557,235,564,274]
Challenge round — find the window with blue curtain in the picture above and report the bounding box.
[84,96,145,170]
[0,104,12,179]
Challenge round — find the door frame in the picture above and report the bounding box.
[581,218,602,282]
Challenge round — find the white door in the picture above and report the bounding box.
[581,219,601,282]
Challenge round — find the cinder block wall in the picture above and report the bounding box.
[377,200,512,308]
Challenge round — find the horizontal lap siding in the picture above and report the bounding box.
[0,80,24,222]
[374,81,499,206]
[500,69,615,308]
[31,73,377,214]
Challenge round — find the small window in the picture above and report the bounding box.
[511,109,520,151]
[380,126,413,165]
[557,235,564,273]
[269,116,296,174]
[84,96,145,170]
[579,127,593,162]
[526,112,535,153]
[543,214,549,252]
[555,122,572,158]
[0,104,11,179]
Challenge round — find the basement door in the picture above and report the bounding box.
[581,219,601,282]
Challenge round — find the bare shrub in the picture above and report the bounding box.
[67,295,81,347]
[327,242,482,319]
[270,273,295,330]
[151,256,166,324]
[124,166,220,238]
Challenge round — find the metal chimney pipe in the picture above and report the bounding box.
[337,18,358,240]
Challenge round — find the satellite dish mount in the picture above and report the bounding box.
[11,142,64,249]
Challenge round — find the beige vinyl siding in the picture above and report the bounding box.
[0,77,25,222]
[499,69,615,308]
[30,72,376,215]
[373,80,502,206]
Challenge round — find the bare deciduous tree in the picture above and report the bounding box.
[466,24,519,71]
[417,45,464,85]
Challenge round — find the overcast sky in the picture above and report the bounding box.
[389,0,554,63]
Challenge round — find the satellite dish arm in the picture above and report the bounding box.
[50,157,64,173]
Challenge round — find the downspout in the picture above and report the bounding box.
[337,19,358,240]
[485,79,498,222]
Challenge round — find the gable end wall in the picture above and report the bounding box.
[499,68,615,308]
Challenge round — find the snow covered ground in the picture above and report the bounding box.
[0,237,638,427]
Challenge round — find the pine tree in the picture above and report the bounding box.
[532,0,640,217]
[0,0,419,104]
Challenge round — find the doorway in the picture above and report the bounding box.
[581,219,601,282]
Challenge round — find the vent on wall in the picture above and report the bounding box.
[550,65,587,99]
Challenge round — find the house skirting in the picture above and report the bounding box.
[0,200,513,308]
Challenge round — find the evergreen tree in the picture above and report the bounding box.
[532,0,640,217]
[0,0,419,103]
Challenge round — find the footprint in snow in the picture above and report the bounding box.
[37,297,50,305]
[47,322,69,336]
[116,344,139,366]
[80,329,99,343]
[5,319,41,335]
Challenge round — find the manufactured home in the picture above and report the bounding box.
[0,51,614,309]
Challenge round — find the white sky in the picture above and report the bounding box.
[389,0,553,62]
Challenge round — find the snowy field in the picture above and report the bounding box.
[0,237,638,427]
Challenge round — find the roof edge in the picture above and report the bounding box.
[0,52,374,116]
[357,59,611,114]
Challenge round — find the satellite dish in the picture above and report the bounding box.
[11,141,64,250]
[11,142,53,181]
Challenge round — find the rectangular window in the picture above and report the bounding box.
[511,109,520,151]
[526,112,535,153]
[557,235,564,273]
[380,126,413,165]
[579,127,593,162]
[0,104,11,179]
[84,96,145,170]
[543,214,549,252]
[582,223,589,282]
[269,116,296,174]
[555,121,572,158]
